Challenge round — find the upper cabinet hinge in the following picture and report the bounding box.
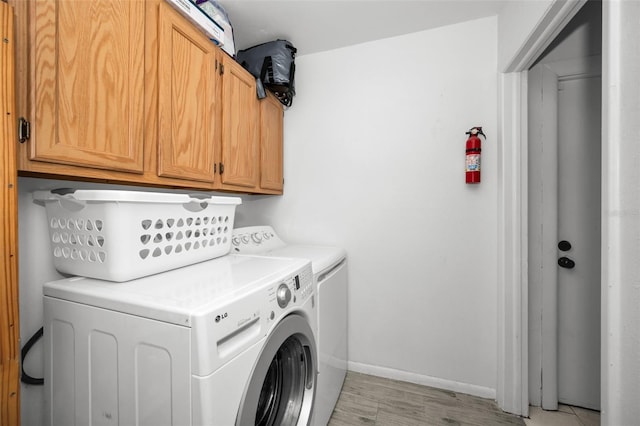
[18,117,30,143]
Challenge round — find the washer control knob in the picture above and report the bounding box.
[251,232,263,243]
[276,283,292,309]
[241,235,250,244]
[264,232,271,240]
[232,237,241,246]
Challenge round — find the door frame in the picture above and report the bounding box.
[528,56,601,411]
[1,2,21,425]
[496,0,587,417]
[499,1,640,422]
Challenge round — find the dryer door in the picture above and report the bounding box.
[237,314,317,426]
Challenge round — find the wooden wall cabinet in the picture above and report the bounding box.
[219,55,259,190]
[157,2,218,183]
[218,57,284,194]
[27,0,145,173]
[259,93,284,192]
[13,0,283,195]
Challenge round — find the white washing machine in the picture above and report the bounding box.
[231,226,347,426]
[43,254,317,426]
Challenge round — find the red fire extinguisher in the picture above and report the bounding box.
[465,126,485,184]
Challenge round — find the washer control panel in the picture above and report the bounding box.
[267,264,313,313]
[232,226,286,253]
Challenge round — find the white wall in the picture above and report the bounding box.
[601,1,640,424]
[238,16,499,396]
[18,16,499,423]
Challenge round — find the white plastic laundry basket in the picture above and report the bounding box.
[33,189,242,282]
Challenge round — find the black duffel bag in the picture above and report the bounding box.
[236,40,297,107]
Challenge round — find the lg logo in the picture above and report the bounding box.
[215,312,228,323]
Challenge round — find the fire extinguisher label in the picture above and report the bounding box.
[466,154,481,172]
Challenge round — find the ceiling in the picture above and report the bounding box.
[218,1,506,57]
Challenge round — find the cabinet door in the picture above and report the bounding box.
[157,3,218,183]
[32,0,144,172]
[220,56,259,188]
[260,94,284,192]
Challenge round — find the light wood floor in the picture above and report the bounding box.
[327,371,525,426]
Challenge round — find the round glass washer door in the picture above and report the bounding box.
[237,314,317,426]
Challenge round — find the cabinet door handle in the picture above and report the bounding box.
[219,162,224,174]
[18,117,30,143]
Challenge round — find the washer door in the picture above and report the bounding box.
[237,314,317,426]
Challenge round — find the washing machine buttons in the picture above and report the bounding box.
[241,235,250,244]
[276,283,292,308]
[251,232,263,243]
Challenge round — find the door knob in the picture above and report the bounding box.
[558,257,575,269]
[558,240,572,251]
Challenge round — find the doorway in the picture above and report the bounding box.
[527,1,602,412]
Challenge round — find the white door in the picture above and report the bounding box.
[528,55,601,411]
[556,74,601,410]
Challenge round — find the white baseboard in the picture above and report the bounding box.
[347,361,496,400]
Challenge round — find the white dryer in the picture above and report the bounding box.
[43,254,317,426]
[231,226,347,426]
